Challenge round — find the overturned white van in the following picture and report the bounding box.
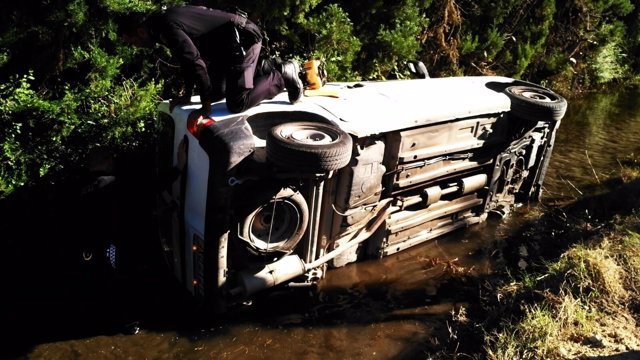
[155,75,567,310]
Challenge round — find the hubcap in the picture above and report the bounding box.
[280,125,338,145]
[519,90,554,102]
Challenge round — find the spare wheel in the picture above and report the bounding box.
[267,121,352,172]
[238,187,309,255]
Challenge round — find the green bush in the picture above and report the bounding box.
[0,65,161,197]
[302,4,361,81]
[370,0,429,79]
[1,0,639,198]
[0,0,164,198]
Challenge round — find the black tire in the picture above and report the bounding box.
[266,122,352,172]
[504,85,567,121]
[238,187,309,255]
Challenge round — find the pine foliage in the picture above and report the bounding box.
[0,0,638,197]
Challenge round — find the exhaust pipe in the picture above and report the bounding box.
[231,200,394,298]
[423,173,488,205]
[232,255,307,297]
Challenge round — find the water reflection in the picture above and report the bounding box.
[19,86,640,360]
[24,218,516,360]
[544,88,640,204]
[29,322,435,360]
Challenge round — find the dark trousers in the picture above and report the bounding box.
[209,42,285,113]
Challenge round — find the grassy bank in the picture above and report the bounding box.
[432,161,640,359]
[485,217,640,359]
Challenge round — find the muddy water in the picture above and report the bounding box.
[545,88,640,204]
[22,224,506,360]
[10,87,640,360]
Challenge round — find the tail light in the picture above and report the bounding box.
[187,113,215,139]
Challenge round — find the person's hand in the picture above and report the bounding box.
[169,95,193,112]
[188,107,210,120]
[199,95,213,116]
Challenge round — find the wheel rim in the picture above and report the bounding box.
[512,88,557,102]
[248,199,301,251]
[279,125,339,145]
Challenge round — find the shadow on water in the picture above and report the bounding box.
[2,86,640,359]
[0,148,509,359]
[0,149,188,356]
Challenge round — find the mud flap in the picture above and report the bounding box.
[198,117,255,311]
[199,116,255,172]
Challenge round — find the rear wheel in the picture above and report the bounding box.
[504,85,567,121]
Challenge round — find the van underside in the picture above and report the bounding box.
[155,77,565,310]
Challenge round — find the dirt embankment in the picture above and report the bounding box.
[430,179,640,359]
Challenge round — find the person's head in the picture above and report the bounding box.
[115,12,154,48]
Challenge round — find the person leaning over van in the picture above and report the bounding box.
[118,5,303,116]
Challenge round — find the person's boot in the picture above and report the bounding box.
[279,60,303,104]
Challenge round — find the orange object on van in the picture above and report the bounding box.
[303,59,327,90]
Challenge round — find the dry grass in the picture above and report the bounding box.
[613,230,640,292]
[484,230,640,360]
[618,154,640,183]
[451,158,640,360]
[485,291,600,360]
[485,158,640,360]
[549,242,628,304]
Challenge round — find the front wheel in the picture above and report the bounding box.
[504,85,567,121]
[266,122,352,172]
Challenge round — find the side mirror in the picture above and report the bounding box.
[407,60,429,79]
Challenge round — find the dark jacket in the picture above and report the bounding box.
[147,6,262,102]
